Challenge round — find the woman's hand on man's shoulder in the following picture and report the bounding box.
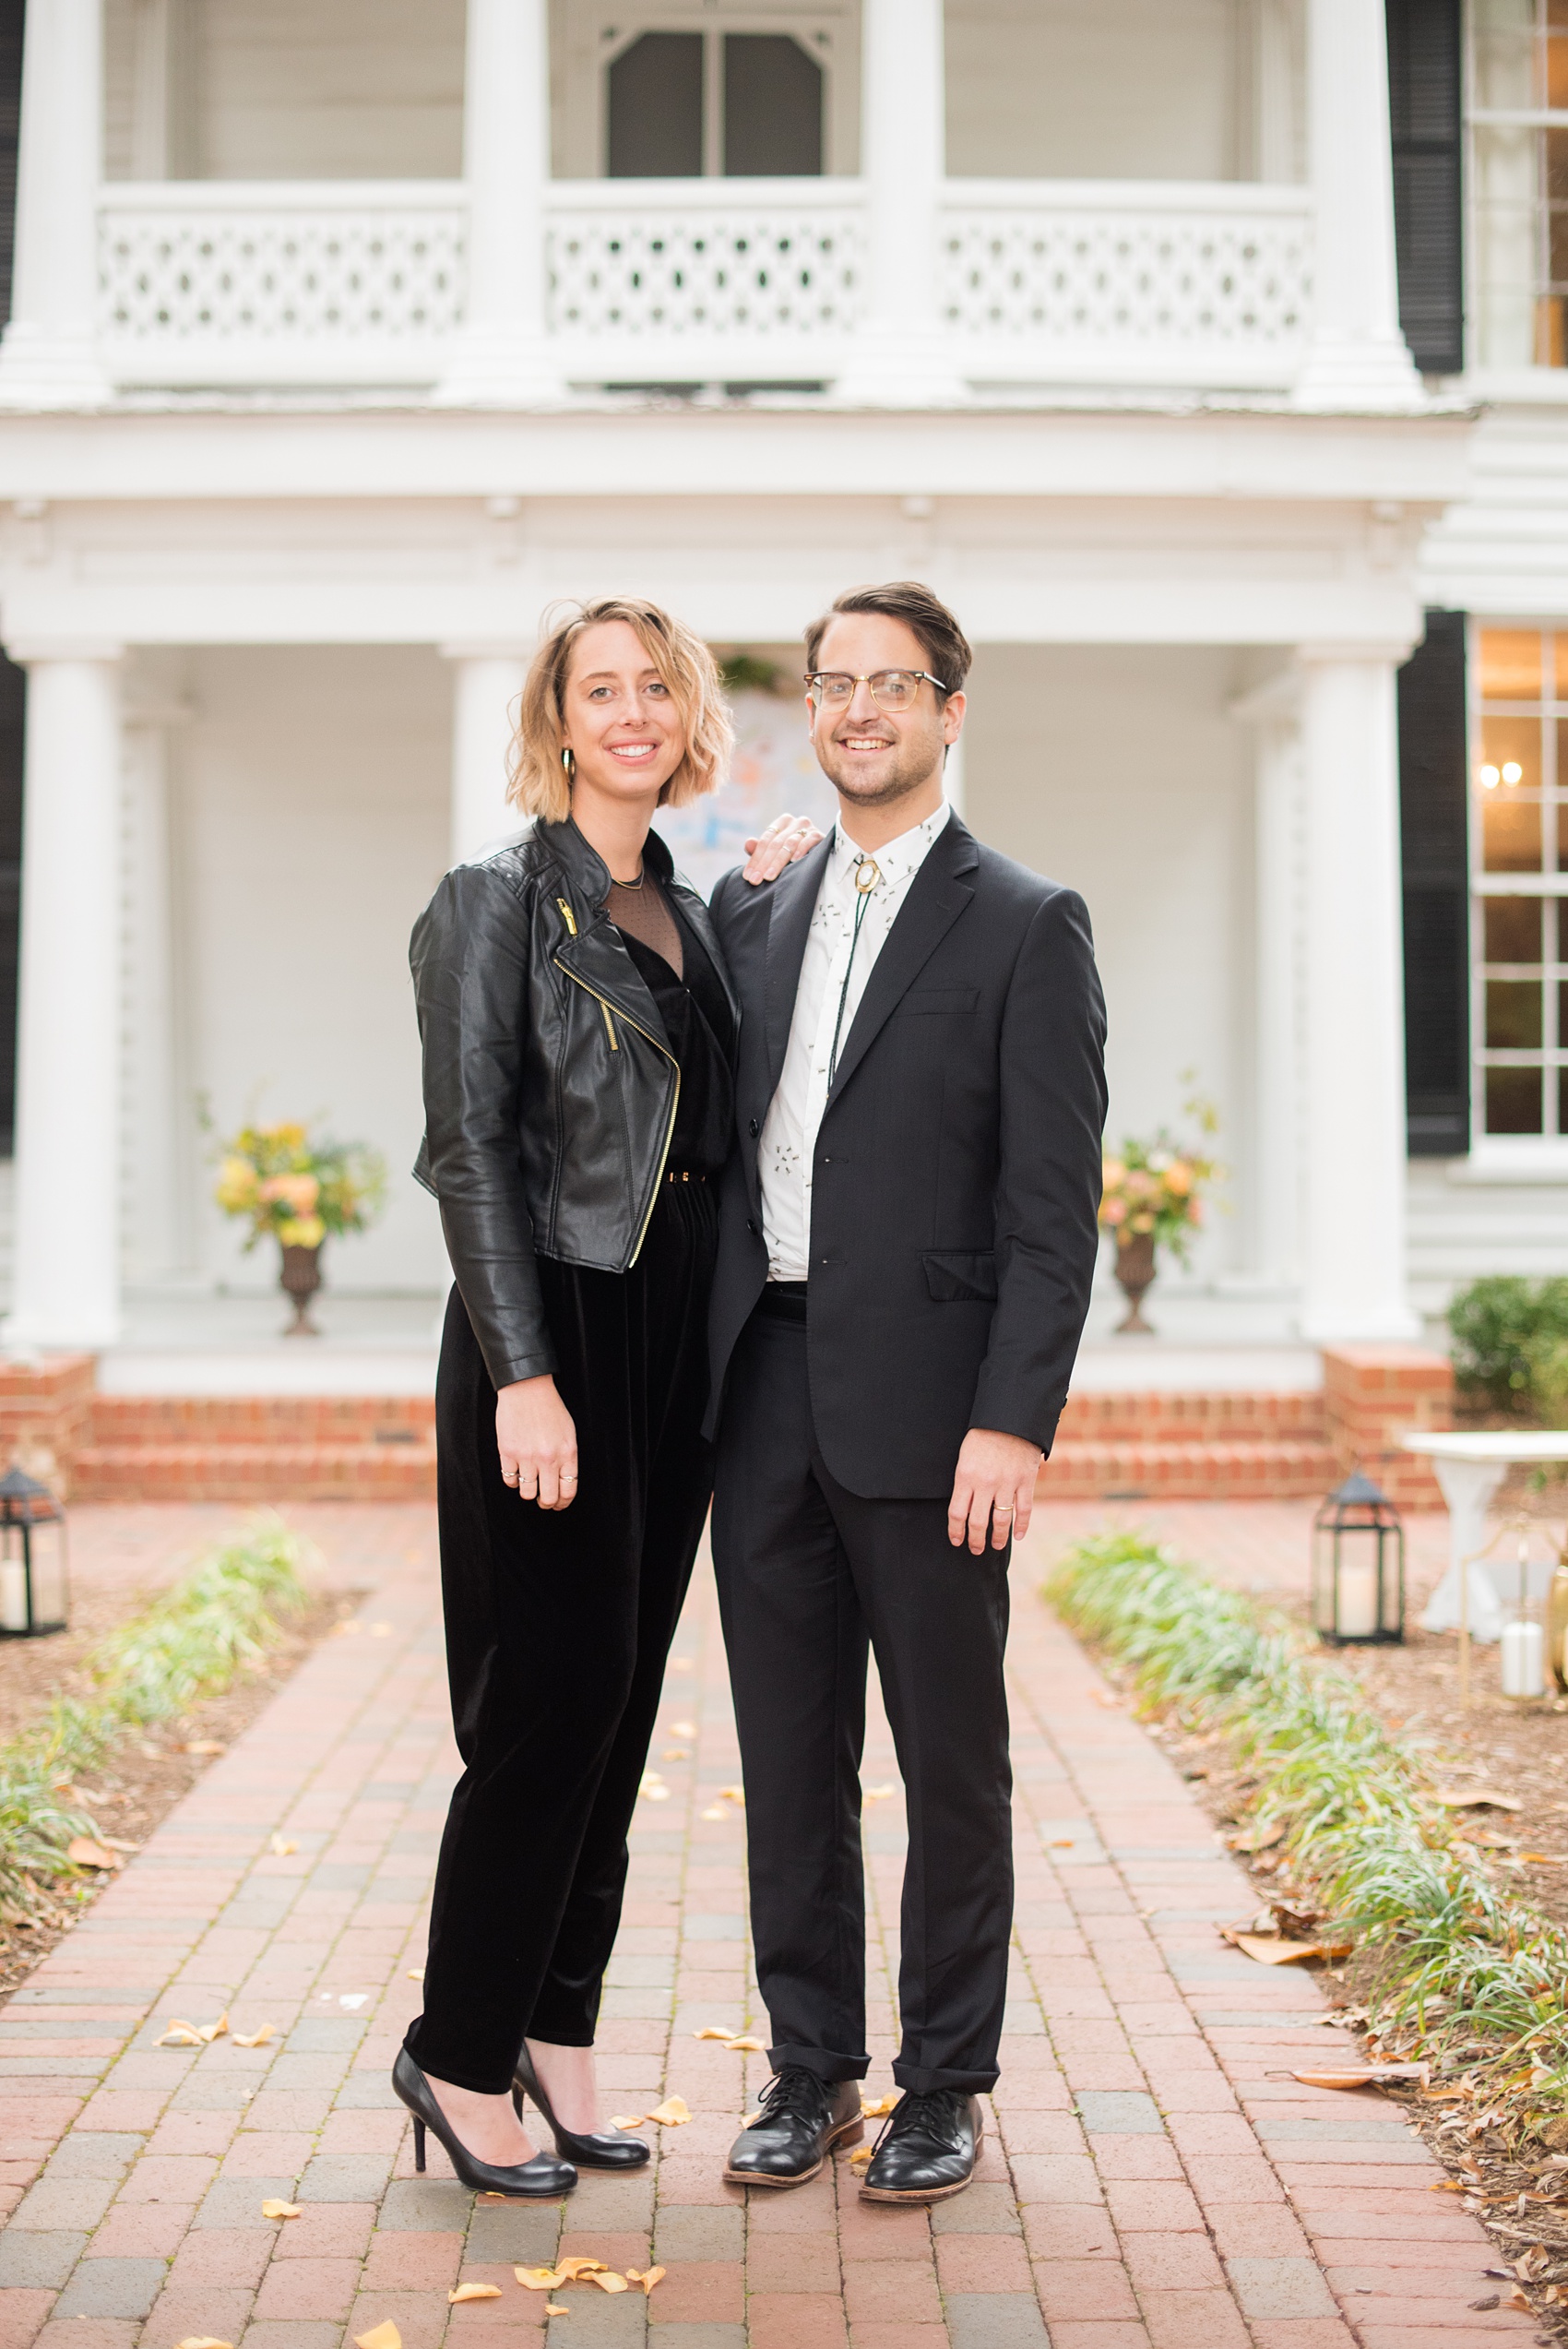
[739,812,823,887]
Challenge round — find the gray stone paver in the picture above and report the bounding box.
[0,1500,1537,2349]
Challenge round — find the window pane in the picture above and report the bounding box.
[1480,628,1543,699]
[1488,1065,1545,1131]
[1560,1065,1568,1133]
[723,35,823,176]
[1483,795,1544,869]
[1551,27,1568,105]
[1481,713,1542,784]
[1559,976,1568,1037]
[608,32,704,177]
[1475,4,1535,111]
[1485,895,1545,960]
[1487,978,1545,1044]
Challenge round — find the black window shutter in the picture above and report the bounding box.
[1398,610,1470,1157]
[0,0,22,1151]
[1385,0,1464,374]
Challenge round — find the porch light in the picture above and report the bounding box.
[1480,764,1501,788]
[0,1466,69,1639]
[1312,1471,1404,1645]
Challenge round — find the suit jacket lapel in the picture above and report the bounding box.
[763,835,832,1097]
[825,817,979,1107]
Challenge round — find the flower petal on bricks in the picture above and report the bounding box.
[587,2272,628,2293]
[355,2325,401,2349]
[646,2096,691,2126]
[624,2268,665,2295]
[719,1785,745,1806]
[407,1967,424,1982]
[861,2094,898,2117]
[694,2026,736,2041]
[155,2021,205,2046]
[232,2024,275,2047]
[726,2036,765,2052]
[261,2200,302,2220]
[448,2284,503,2303]
[174,2335,234,2345]
[699,1805,728,1820]
[553,2260,606,2281]
[514,2268,564,2291]
[543,2307,568,2319]
[270,1834,298,1856]
[607,2115,645,2129]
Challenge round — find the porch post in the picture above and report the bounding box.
[0,0,112,405]
[4,649,126,1350]
[436,0,563,404]
[444,648,529,865]
[1294,0,1423,409]
[836,0,966,404]
[1296,646,1419,1341]
[1231,670,1304,1290]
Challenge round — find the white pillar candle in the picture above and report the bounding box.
[1335,1555,1379,1639]
[0,1558,29,1634]
[1503,1618,1545,1700]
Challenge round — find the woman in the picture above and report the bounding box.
[395,598,816,2195]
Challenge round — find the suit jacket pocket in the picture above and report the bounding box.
[923,1248,998,1303]
[897,985,980,1016]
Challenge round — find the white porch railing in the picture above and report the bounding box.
[98,178,1314,395]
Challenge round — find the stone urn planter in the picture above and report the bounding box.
[1112,1231,1158,1334]
[279,1242,324,1337]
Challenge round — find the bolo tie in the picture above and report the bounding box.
[826,854,881,1091]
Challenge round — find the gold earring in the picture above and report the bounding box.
[561,746,575,778]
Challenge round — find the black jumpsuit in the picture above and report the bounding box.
[406,891,735,2093]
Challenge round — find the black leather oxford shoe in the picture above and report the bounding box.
[858,2087,982,2202]
[722,2066,864,2188]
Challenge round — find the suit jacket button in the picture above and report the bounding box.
[748,1117,760,1138]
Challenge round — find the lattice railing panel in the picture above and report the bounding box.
[940,203,1312,355]
[100,201,466,354]
[547,206,860,340]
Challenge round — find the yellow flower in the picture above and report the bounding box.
[277,1215,326,1250]
[214,1156,259,1212]
[1101,1157,1126,1188]
[1164,1162,1193,1198]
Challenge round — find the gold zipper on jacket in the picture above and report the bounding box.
[552,957,682,1264]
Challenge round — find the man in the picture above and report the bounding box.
[704,581,1108,2204]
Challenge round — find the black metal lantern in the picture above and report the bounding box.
[1312,1469,1404,1644]
[0,1465,69,1638]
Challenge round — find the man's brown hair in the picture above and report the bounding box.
[804,580,972,697]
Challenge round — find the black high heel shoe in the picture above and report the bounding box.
[513,2042,651,2170]
[393,2046,576,2198]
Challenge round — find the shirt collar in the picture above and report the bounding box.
[830,799,951,890]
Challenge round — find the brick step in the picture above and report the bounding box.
[89,1395,434,1444]
[1040,1438,1340,1501]
[70,1442,437,1504]
[1055,1389,1325,1442]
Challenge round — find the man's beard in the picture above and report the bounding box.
[822,728,944,807]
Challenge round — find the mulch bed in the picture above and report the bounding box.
[0,1586,362,2006]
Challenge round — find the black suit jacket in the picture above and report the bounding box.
[704,813,1108,1499]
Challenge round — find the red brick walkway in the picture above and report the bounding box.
[0,1504,1528,2349]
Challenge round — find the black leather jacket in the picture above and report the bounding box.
[411,816,739,1390]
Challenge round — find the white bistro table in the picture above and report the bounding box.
[1405,1430,1568,1642]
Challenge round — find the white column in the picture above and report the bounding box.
[836,0,966,405]
[4,650,126,1351]
[122,701,190,1286]
[436,0,562,405]
[1232,671,1305,1288]
[444,649,529,865]
[1297,647,1419,1341]
[0,0,112,406]
[1294,0,1423,409]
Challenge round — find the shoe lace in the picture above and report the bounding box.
[873,2087,967,2153]
[755,2065,835,2129]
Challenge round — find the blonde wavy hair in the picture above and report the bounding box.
[508,597,734,823]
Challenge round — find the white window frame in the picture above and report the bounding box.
[1466,0,1568,389]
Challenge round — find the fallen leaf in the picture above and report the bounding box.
[607,2115,646,2129]
[100,1836,140,1853]
[448,2285,502,2304]
[543,2307,568,2319]
[864,1784,895,1801]
[355,2326,402,2349]
[587,2272,628,2294]
[66,1836,121,1871]
[624,2268,666,2295]
[155,2021,204,2047]
[1429,2178,1467,2192]
[1232,1935,1352,1966]
[1434,1787,1522,1812]
[700,1805,729,1821]
[514,2268,564,2291]
[647,2096,692,2127]
[261,2200,302,2220]
[407,1967,424,1982]
[849,2146,873,2166]
[1520,1853,1562,1865]
[719,1785,745,1806]
[270,1835,299,1856]
[695,2026,738,2041]
[1505,2285,1531,2311]
[182,1740,225,1757]
[1290,2066,1428,2090]
[861,2094,899,2116]
[1228,1822,1286,1854]
[232,2023,275,2048]
[198,2012,230,2043]
[554,2260,607,2281]
[1051,1837,1075,1847]
[670,1721,695,1737]
[726,2036,766,2053]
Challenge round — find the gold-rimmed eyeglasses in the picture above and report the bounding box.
[805,668,951,713]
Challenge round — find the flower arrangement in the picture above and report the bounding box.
[1099,1098,1222,1268]
[213,1121,386,1255]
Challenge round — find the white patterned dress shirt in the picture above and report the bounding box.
[758,801,953,1282]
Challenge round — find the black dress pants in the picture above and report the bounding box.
[406,1183,717,2095]
[711,1302,1014,2096]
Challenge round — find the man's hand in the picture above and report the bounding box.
[496,1374,579,1508]
[947,1428,1043,1554]
[741,811,823,884]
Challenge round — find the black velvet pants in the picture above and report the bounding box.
[406,1182,718,2094]
[711,1298,1015,2097]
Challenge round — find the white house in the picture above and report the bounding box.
[0,0,1554,1397]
